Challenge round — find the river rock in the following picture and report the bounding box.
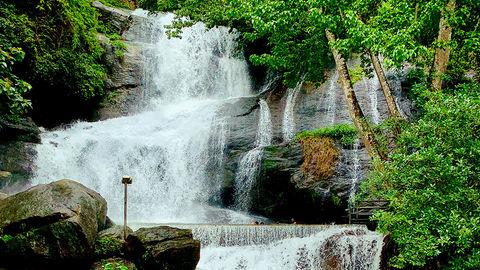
[0,179,107,268]
[126,226,200,270]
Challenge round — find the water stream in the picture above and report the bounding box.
[234,99,273,210]
[282,82,303,141]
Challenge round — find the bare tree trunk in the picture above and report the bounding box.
[369,50,402,119]
[325,29,386,161]
[432,0,456,91]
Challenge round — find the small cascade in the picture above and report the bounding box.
[169,224,383,270]
[324,72,338,125]
[282,82,303,141]
[348,139,361,203]
[363,75,380,124]
[234,99,273,210]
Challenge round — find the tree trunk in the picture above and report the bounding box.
[325,29,385,161]
[369,50,402,119]
[432,0,456,91]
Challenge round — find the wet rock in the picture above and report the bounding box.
[126,226,200,270]
[0,179,107,268]
[91,257,137,270]
[0,141,37,193]
[96,34,144,120]
[92,0,144,121]
[95,225,132,258]
[208,96,260,205]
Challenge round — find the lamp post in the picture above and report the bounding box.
[122,175,133,240]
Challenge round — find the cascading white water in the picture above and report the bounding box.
[363,75,380,124]
[348,139,361,203]
[29,11,384,269]
[31,11,254,224]
[324,72,338,125]
[170,224,383,270]
[234,99,273,210]
[282,82,303,141]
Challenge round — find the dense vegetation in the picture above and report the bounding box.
[140,0,480,268]
[0,0,132,125]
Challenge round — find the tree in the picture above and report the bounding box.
[432,0,456,91]
[325,29,385,161]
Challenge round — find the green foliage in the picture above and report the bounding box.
[0,0,120,123]
[102,261,130,270]
[100,0,136,9]
[359,83,480,269]
[111,40,128,58]
[348,64,367,85]
[295,124,358,147]
[0,234,13,242]
[0,46,32,120]
[95,236,123,258]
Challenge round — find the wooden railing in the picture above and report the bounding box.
[347,200,389,225]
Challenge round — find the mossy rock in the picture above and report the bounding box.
[126,226,200,270]
[0,180,107,268]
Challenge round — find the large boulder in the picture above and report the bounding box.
[126,226,200,270]
[0,179,107,268]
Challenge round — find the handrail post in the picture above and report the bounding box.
[122,176,133,240]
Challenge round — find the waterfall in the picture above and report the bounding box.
[363,75,380,124]
[348,140,361,203]
[27,10,385,269]
[282,82,302,141]
[170,224,383,270]
[31,11,254,224]
[324,72,338,125]
[234,99,273,210]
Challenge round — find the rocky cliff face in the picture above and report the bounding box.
[93,1,145,120]
[218,70,412,223]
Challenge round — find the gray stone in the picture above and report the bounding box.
[126,226,200,270]
[0,141,37,193]
[96,35,144,120]
[92,1,132,34]
[0,180,107,268]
